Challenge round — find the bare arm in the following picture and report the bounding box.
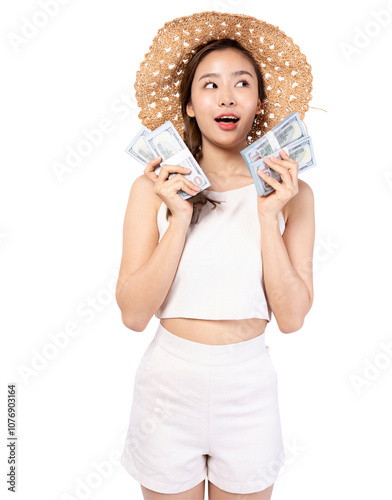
[115,174,190,332]
[259,179,315,333]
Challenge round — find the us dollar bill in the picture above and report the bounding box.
[124,126,156,165]
[244,136,317,196]
[145,121,211,199]
[241,111,307,166]
[125,122,210,200]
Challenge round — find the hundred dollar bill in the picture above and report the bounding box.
[244,136,316,196]
[124,125,181,188]
[241,111,307,165]
[146,121,211,200]
[124,126,156,165]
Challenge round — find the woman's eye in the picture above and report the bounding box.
[205,81,217,89]
[236,80,249,87]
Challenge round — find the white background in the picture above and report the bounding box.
[1,0,392,499]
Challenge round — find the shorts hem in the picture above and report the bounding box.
[207,466,283,495]
[121,452,207,494]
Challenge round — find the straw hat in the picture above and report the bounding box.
[134,11,313,143]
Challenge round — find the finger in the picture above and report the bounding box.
[156,166,200,194]
[258,170,282,189]
[167,173,201,195]
[264,157,292,178]
[264,160,298,194]
[159,164,191,179]
[144,156,162,181]
[259,166,298,197]
[268,155,298,170]
[147,156,162,170]
[279,149,297,164]
[156,165,192,189]
[280,149,293,160]
[264,157,298,190]
[264,157,286,170]
[276,151,299,169]
[160,180,200,198]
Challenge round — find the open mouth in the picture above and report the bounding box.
[215,116,240,123]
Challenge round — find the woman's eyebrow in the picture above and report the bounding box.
[198,70,254,81]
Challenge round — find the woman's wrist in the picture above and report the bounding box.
[258,211,280,227]
[169,214,192,231]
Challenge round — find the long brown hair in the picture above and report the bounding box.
[165,38,265,225]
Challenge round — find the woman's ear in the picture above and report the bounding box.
[255,98,262,115]
[186,101,195,118]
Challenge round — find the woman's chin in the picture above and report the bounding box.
[201,131,248,152]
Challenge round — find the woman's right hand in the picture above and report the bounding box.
[144,156,201,224]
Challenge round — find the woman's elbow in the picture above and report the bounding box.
[279,297,313,333]
[116,293,147,332]
[277,311,308,333]
[278,319,304,334]
[121,313,148,332]
[117,303,149,332]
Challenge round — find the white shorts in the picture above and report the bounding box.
[121,323,285,495]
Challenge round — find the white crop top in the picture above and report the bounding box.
[154,183,285,321]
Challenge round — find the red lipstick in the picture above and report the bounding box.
[214,113,240,130]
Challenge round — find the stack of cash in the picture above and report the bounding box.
[241,112,317,196]
[124,121,211,200]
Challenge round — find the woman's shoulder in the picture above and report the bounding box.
[282,179,314,225]
[130,174,163,215]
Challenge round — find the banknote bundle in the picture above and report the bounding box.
[124,122,211,200]
[241,112,317,196]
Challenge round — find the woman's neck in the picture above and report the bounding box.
[197,141,249,178]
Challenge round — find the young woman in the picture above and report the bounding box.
[117,12,315,500]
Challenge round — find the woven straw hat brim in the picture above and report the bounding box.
[135,11,313,142]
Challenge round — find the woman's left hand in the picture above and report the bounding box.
[256,149,299,219]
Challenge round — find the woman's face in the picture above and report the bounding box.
[186,48,262,151]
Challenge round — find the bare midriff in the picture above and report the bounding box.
[160,318,269,345]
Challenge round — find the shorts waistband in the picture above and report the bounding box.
[154,323,268,366]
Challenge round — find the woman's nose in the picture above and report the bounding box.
[218,88,236,106]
